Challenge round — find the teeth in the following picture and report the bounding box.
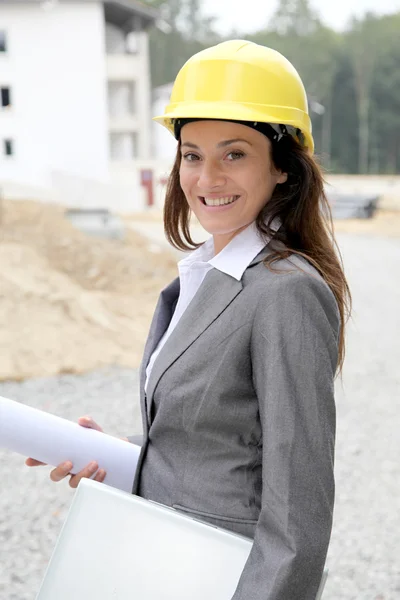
[203,196,237,206]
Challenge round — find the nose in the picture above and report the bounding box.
[197,159,226,189]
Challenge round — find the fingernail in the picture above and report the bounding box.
[98,469,106,479]
[64,462,73,471]
[88,461,98,472]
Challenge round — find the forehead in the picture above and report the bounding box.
[180,120,261,145]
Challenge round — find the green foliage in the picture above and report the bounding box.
[144,0,219,88]
[144,0,400,174]
[269,0,322,36]
[369,14,400,173]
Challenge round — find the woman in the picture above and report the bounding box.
[27,41,351,599]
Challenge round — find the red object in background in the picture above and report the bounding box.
[158,175,169,186]
[140,169,154,207]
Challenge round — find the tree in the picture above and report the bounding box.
[369,14,400,173]
[270,0,321,35]
[330,53,359,173]
[344,13,385,173]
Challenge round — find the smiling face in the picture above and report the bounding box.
[179,120,287,254]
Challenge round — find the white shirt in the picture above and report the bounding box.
[145,221,270,391]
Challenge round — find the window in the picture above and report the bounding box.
[110,133,137,160]
[4,139,14,156]
[108,82,136,117]
[0,31,6,53]
[1,87,11,108]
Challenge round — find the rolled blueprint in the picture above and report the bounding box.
[0,395,140,493]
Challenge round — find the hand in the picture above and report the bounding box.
[25,415,107,488]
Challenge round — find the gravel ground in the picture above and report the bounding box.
[0,232,399,600]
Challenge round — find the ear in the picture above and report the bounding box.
[277,172,288,184]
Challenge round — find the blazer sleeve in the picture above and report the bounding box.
[232,271,340,600]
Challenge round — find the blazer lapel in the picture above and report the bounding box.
[139,277,180,431]
[145,268,243,423]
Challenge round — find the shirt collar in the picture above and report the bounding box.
[209,221,267,280]
[178,236,214,272]
[178,220,278,281]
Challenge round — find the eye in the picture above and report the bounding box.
[226,150,245,161]
[182,152,201,162]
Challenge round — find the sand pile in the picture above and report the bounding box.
[0,199,177,381]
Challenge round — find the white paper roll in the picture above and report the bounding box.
[0,395,140,493]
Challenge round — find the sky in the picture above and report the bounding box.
[201,0,400,34]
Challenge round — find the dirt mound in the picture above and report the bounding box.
[0,200,177,381]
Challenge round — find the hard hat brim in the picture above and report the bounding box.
[153,101,314,153]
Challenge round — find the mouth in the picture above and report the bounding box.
[199,195,240,207]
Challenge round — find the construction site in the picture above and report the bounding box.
[1,1,399,598]
[0,192,399,383]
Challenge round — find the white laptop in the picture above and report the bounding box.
[36,478,328,599]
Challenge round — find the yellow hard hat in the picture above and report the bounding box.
[153,40,314,153]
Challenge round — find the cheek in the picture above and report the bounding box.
[258,170,278,197]
[179,168,193,196]
[180,171,201,210]
[243,169,270,199]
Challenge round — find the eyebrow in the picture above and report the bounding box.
[181,138,252,149]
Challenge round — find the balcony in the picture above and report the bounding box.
[108,115,139,133]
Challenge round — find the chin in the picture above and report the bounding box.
[195,216,244,232]
[194,219,226,232]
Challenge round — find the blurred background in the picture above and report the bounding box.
[0,1,399,599]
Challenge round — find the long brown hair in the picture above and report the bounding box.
[163,134,351,374]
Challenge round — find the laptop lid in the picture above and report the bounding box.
[36,478,253,600]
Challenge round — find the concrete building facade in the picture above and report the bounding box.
[0,0,158,207]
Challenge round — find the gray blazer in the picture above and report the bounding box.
[131,242,339,600]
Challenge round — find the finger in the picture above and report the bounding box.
[25,458,47,467]
[93,469,106,483]
[50,461,73,483]
[78,416,103,432]
[68,461,99,489]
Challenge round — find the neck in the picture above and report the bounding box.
[212,225,249,255]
